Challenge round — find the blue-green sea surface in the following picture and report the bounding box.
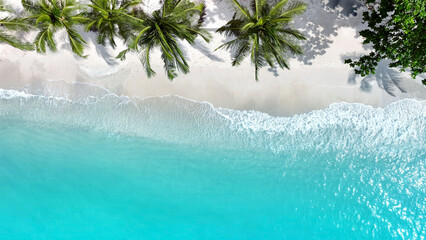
[0,89,425,239]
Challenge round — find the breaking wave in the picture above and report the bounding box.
[1,81,425,239]
[0,82,425,154]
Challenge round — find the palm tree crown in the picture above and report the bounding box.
[118,0,210,80]
[84,0,142,48]
[216,0,307,81]
[0,0,33,50]
[22,0,89,57]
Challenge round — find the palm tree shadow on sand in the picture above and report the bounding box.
[207,0,414,96]
[343,55,407,97]
[57,26,120,66]
[192,38,224,62]
[79,29,120,66]
[207,0,366,73]
[43,0,368,77]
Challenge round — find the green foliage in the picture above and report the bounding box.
[118,0,210,80]
[216,0,307,81]
[0,0,34,50]
[345,0,426,85]
[22,0,89,57]
[84,0,142,48]
[0,0,10,12]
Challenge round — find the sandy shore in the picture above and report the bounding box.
[0,0,425,116]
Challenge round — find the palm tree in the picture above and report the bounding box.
[0,0,33,50]
[84,0,143,48]
[216,0,307,81]
[21,0,89,57]
[117,0,210,80]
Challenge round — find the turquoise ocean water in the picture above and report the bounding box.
[0,89,425,239]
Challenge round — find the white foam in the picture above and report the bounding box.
[0,87,425,153]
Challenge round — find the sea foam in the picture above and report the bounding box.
[1,84,425,239]
[0,83,425,154]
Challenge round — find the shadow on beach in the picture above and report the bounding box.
[207,0,366,65]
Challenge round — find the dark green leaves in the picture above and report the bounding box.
[0,0,34,50]
[84,0,142,48]
[346,0,426,85]
[1,0,310,82]
[124,0,210,80]
[217,0,307,81]
[22,0,89,57]
[0,30,34,50]
[6,0,209,80]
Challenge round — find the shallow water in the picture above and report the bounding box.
[0,89,425,239]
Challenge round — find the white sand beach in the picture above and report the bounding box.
[0,0,425,116]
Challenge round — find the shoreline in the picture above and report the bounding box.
[2,86,424,148]
[1,86,425,116]
[0,0,425,116]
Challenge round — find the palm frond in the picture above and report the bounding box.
[65,26,87,57]
[116,48,129,60]
[232,0,251,20]
[161,51,178,80]
[0,1,33,50]
[0,17,32,31]
[139,42,156,77]
[122,0,210,80]
[216,0,307,81]
[278,1,307,19]
[268,0,289,17]
[21,0,88,57]
[84,0,143,48]
[0,30,34,50]
[250,0,266,19]
[231,39,251,66]
[34,28,49,53]
[278,28,306,40]
[0,0,12,12]
[21,0,41,13]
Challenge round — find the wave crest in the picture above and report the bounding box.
[1,87,425,153]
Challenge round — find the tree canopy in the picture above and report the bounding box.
[117,0,210,80]
[216,0,307,81]
[84,0,142,48]
[345,0,426,85]
[22,0,89,57]
[0,0,33,50]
